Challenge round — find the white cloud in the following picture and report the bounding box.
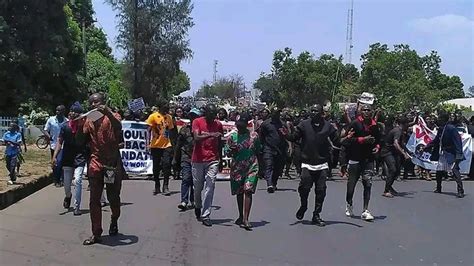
[410,14,474,34]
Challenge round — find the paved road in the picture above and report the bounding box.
[0,177,472,265]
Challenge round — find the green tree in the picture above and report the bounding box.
[268,48,350,108]
[359,43,464,113]
[196,75,246,100]
[168,71,191,96]
[86,26,113,59]
[0,1,84,115]
[253,73,279,104]
[107,0,194,104]
[467,85,474,97]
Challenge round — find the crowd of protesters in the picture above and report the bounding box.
[3,92,474,244]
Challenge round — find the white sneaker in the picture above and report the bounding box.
[361,210,374,221]
[345,204,354,217]
[7,180,14,185]
[178,202,187,211]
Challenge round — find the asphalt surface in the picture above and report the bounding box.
[0,176,473,266]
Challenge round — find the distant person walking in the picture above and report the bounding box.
[3,123,22,185]
[44,105,68,187]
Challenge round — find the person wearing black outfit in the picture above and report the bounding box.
[468,116,474,180]
[381,117,410,198]
[424,111,465,198]
[282,104,338,226]
[52,103,88,216]
[344,104,381,221]
[259,107,288,193]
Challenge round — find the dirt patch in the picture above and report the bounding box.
[0,145,51,193]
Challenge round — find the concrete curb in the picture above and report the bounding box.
[0,174,53,210]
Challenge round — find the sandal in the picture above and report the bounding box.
[83,236,102,246]
[241,221,252,231]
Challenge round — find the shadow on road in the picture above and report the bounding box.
[100,233,139,247]
[275,188,297,192]
[166,191,180,196]
[257,188,296,192]
[421,191,464,197]
[324,220,363,227]
[211,205,222,210]
[394,191,417,198]
[120,202,134,206]
[289,220,362,227]
[250,220,270,228]
[351,215,387,221]
[211,218,233,226]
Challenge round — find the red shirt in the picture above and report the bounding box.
[84,113,122,177]
[192,117,223,163]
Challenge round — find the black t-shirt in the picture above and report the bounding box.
[292,119,337,165]
[59,123,87,167]
[381,126,403,157]
[259,119,288,155]
[468,124,474,137]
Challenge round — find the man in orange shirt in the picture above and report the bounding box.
[78,93,124,245]
[146,101,176,196]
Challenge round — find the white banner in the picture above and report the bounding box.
[119,119,256,179]
[406,118,472,174]
[120,121,153,176]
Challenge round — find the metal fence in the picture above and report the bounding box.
[0,116,16,137]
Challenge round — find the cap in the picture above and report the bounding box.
[189,108,202,116]
[70,102,84,114]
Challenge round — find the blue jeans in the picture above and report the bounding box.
[6,155,17,182]
[51,149,63,183]
[180,161,194,204]
[63,166,84,210]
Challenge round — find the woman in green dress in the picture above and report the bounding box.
[226,114,261,230]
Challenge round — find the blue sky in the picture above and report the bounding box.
[92,0,473,95]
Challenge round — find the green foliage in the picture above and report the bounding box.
[86,26,113,59]
[108,78,131,109]
[0,1,85,115]
[438,103,472,114]
[69,0,94,27]
[253,73,279,105]
[85,51,120,93]
[107,0,194,103]
[260,48,355,108]
[196,75,246,100]
[169,71,191,96]
[359,43,464,114]
[466,85,474,97]
[18,99,50,125]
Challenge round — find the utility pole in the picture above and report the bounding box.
[133,0,139,96]
[345,0,354,64]
[213,60,218,84]
[82,20,87,78]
